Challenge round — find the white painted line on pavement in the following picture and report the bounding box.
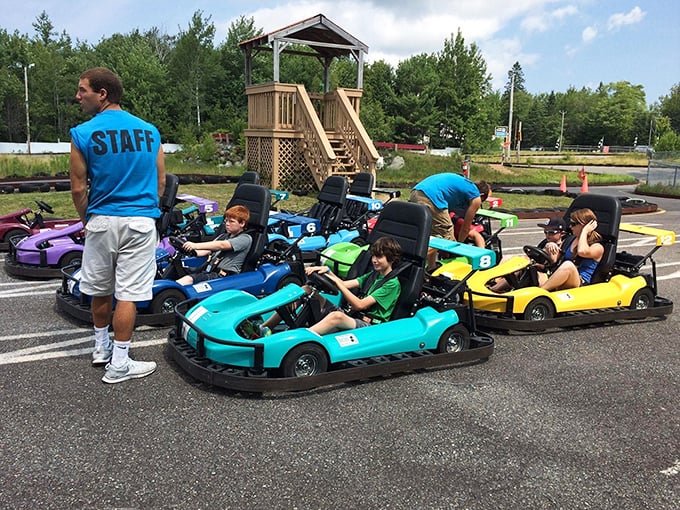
[660,459,680,476]
[0,337,167,365]
[0,328,86,342]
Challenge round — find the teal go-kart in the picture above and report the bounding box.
[56,183,305,327]
[168,200,497,393]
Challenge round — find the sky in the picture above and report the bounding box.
[3,0,679,105]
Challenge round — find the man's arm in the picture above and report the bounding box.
[69,142,88,223]
[458,196,482,243]
[156,145,166,198]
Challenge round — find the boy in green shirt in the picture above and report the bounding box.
[260,236,402,336]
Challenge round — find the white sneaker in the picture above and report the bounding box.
[92,345,113,366]
[102,359,157,384]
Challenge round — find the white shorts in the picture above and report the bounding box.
[79,215,158,301]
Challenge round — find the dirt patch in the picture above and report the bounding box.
[488,163,514,174]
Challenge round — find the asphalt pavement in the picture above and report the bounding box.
[0,186,678,509]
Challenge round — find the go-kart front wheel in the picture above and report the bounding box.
[150,289,186,315]
[629,287,654,310]
[281,343,328,378]
[523,297,555,321]
[437,324,470,353]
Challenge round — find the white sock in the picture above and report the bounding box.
[111,340,131,367]
[94,326,111,349]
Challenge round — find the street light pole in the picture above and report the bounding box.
[22,63,35,155]
[558,110,566,152]
[506,71,514,163]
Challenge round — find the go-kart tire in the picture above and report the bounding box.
[437,324,470,353]
[276,274,303,291]
[54,182,71,192]
[629,287,654,310]
[523,297,555,321]
[19,183,40,193]
[150,289,186,315]
[281,343,328,378]
[4,228,29,244]
[0,185,14,194]
[59,251,82,268]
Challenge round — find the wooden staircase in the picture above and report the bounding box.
[244,83,379,191]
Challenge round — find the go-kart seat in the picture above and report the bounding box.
[349,172,374,198]
[307,175,348,236]
[563,193,622,285]
[345,173,376,223]
[156,173,179,236]
[224,183,271,272]
[346,201,432,320]
[237,171,260,187]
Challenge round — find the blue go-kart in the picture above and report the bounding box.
[56,183,305,327]
[167,200,497,393]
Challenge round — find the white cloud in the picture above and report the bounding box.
[582,26,597,43]
[607,6,646,31]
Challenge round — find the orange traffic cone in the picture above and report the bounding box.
[580,174,589,193]
[560,174,567,193]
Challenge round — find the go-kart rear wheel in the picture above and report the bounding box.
[281,343,328,378]
[150,289,186,315]
[629,287,654,310]
[437,324,470,353]
[59,251,82,268]
[276,274,303,291]
[523,297,555,321]
[4,228,28,244]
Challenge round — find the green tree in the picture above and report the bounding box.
[659,84,680,134]
[434,29,493,152]
[167,11,220,138]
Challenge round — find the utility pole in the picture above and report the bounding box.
[506,72,514,163]
[558,110,566,152]
[22,63,35,155]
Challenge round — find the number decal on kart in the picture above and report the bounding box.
[479,254,493,268]
[306,223,317,233]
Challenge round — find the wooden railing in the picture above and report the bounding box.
[245,83,378,188]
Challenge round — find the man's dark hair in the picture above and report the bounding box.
[371,236,401,266]
[80,67,123,104]
[476,180,490,201]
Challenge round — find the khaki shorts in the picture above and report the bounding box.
[408,189,454,240]
[79,215,158,301]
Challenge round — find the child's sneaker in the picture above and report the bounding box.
[102,359,157,384]
[92,345,113,366]
[259,326,272,337]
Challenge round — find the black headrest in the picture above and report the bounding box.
[226,183,271,229]
[349,173,374,197]
[156,173,179,234]
[367,201,432,263]
[317,175,348,206]
[237,171,260,187]
[564,194,621,241]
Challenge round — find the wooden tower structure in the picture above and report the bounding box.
[239,14,379,191]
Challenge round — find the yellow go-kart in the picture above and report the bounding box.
[433,194,675,332]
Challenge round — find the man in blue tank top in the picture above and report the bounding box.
[409,172,490,270]
[70,67,166,384]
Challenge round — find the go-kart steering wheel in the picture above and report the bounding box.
[523,245,552,266]
[306,271,339,295]
[168,236,195,256]
[35,200,54,214]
